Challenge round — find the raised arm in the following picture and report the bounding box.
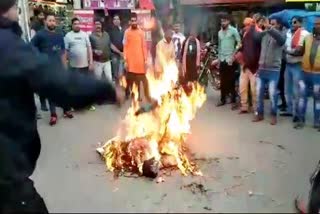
[267,28,286,46]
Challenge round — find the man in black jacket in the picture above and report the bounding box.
[0,0,124,213]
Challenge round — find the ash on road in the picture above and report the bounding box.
[33,90,320,213]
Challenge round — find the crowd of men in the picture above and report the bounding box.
[28,10,320,132]
[215,13,320,131]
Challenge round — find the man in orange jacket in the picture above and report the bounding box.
[123,12,151,102]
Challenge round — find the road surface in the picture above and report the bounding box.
[33,90,320,213]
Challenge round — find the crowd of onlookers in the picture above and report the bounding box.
[29,8,320,132]
[214,13,320,132]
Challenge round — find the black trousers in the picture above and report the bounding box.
[126,72,151,102]
[0,178,48,213]
[278,59,287,107]
[220,61,237,103]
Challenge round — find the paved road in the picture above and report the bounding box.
[33,90,320,213]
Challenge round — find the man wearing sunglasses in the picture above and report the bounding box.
[282,17,310,123]
[291,18,320,131]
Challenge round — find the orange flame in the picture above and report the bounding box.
[98,57,206,176]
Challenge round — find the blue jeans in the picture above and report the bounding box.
[297,72,320,126]
[256,69,280,116]
[285,63,304,115]
[111,54,124,80]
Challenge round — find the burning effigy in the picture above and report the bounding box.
[96,60,206,178]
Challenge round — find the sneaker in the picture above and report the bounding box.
[216,101,226,107]
[41,105,48,112]
[49,115,57,126]
[239,110,248,114]
[314,124,320,130]
[294,122,305,130]
[292,116,299,123]
[64,111,74,119]
[89,106,96,111]
[252,115,264,122]
[280,112,293,117]
[270,116,277,125]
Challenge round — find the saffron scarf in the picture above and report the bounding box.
[292,28,302,49]
[182,37,201,76]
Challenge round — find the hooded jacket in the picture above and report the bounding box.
[0,17,116,185]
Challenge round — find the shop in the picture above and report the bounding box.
[28,0,74,33]
[180,0,305,43]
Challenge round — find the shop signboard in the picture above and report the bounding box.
[105,0,135,9]
[83,0,105,9]
[73,10,94,33]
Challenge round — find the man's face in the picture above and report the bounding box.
[221,18,230,29]
[38,12,45,21]
[173,23,180,33]
[45,15,56,31]
[72,20,81,32]
[164,30,173,42]
[292,18,301,31]
[113,16,120,26]
[131,17,138,29]
[95,21,102,32]
[2,4,19,22]
[314,18,320,35]
[270,19,280,30]
[257,19,265,29]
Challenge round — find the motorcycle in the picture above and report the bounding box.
[198,42,220,91]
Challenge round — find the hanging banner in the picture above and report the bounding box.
[105,0,135,9]
[83,0,105,9]
[73,10,94,33]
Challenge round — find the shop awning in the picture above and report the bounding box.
[181,0,283,5]
[139,0,155,10]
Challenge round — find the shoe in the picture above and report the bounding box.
[280,112,293,117]
[293,116,299,123]
[294,122,305,130]
[216,101,226,107]
[239,110,248,114]
[64,111,74,119]
[89,106,96,111]
[270,116,277,125]
[252,115,264,122]
[49,115,57,126]
[314,124,320,130]
[41,105,48,111]
[231,103,238,111]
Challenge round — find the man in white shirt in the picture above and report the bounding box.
[64,17,93,74]
[281,16,310,122]
[65,17,95,110]
[172,22,185,61]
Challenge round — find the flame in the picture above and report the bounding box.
[98,57,206,177]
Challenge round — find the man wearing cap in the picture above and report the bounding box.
[0,0,125,212]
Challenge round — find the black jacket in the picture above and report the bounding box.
[0,17,116,185]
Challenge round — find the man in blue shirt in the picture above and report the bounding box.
[32,13,73,126]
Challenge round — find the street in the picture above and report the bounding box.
[33,89,320,213]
